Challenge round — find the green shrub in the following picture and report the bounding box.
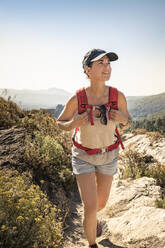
[0,97,75,240]
[25,132,76,193]
[21,110,72,164]
[155,197,165,209]
[148,162,165,188]
[25,132,64,168]
[0,97,24,128]
[21,110,55,135]
[59,166,77,193]
[119,150,154,179]
[119,149,165,188]
[0,169,62,248]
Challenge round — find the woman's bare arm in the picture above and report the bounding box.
[110,91,132,129]
[57,95,89,131]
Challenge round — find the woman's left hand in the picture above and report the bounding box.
[110,109,128,125]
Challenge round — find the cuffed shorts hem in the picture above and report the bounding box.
[72,156,118,176]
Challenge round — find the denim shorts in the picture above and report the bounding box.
[72,156,118,176]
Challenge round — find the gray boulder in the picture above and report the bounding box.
[98,177,165,248]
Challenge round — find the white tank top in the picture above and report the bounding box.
[72,112,119,165]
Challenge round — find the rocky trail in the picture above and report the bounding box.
[63,133,165,248]
[63,176,165,248]
[63,188,126,248]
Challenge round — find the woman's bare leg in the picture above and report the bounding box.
[76,172,97,246]
[95,173,113,212]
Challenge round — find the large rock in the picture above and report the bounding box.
[98,177,165,248]
[122,133,165,164]
[0,126,26,170]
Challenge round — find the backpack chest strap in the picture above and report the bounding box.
[85,105,94,125]
[77,86,118,125]
[105,103,111,120]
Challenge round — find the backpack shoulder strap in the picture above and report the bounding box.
[109,86,118,110]
[76,87,88,114]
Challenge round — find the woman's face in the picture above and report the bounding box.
[86,55,111,82]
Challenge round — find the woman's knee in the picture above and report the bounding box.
[83,202,97,217]
[97,201,107,211]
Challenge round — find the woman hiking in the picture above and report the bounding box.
[57,48,132,248]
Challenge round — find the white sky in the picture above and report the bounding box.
[1,0,165,96]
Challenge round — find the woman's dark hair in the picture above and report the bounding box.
[84,62,93,78]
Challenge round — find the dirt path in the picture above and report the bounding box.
[63,191,126,248]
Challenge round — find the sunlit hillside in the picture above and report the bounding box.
[0,96,75,248]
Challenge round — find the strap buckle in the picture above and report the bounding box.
[101,147,106,153]
[108,106,111,112]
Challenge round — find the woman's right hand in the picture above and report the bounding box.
[57,94,89,131]
[72,111,89,128]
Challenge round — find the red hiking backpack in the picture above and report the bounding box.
[72,86,124,155]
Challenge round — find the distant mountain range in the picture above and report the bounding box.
[48,92,165,119]
[0,88,72,110]
[127,92,165,119]
[0,88,164,120]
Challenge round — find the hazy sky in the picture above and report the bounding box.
[1,0,165,96]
